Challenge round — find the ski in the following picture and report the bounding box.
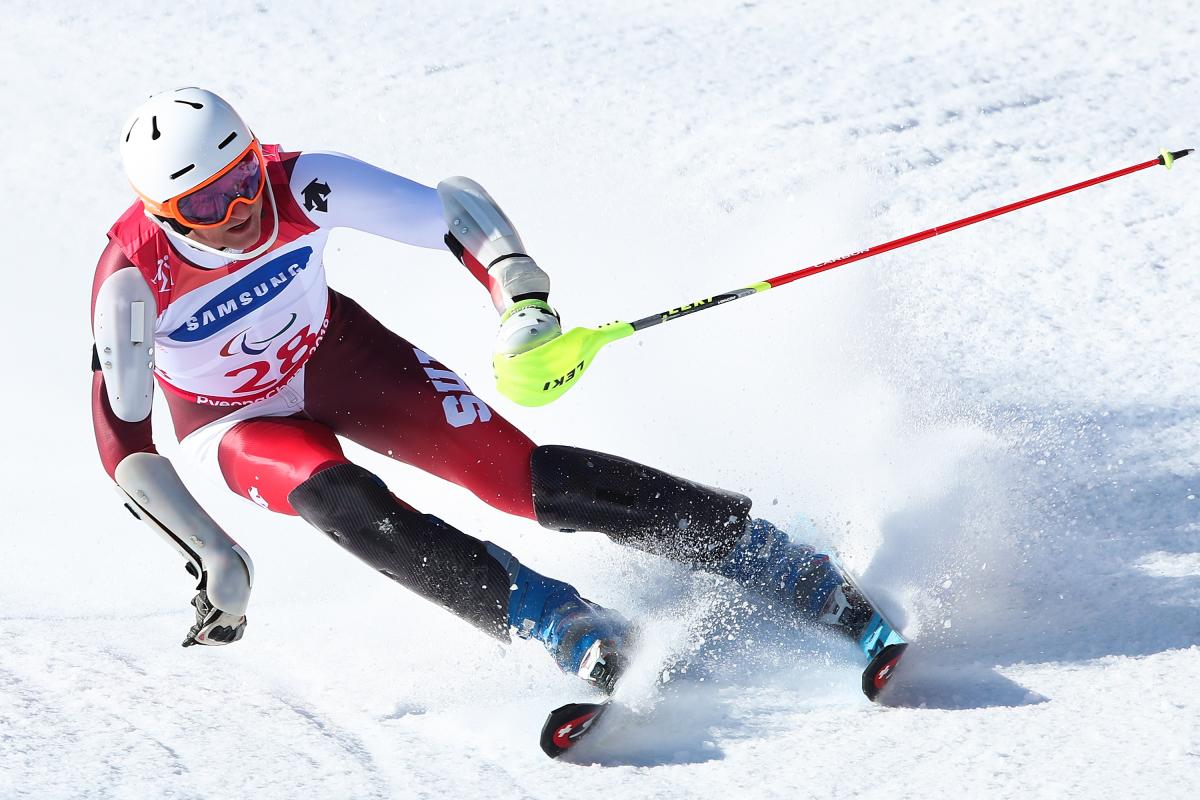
[539,561,908,758]
[539,700,612,758]
[863,641,908,700]
[538,634,682,760]
[828,561,909,701]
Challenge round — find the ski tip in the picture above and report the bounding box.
[1159,148,1194,169]
[539,701,610,759]
[862,642,908,702]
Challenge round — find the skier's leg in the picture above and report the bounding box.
[528,445,753,568]
[528,445,861,633]
[288,462,630,685]
[302,291,536,519]
[201,414,510,635]
[286,461,516,638]
[215,416,350,514]
[212,411,629,684]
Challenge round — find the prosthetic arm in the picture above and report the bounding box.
[92,263,253,646]
[438,177,561,356]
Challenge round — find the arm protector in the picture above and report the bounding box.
[93,266,156,422]
[115,452,254,616]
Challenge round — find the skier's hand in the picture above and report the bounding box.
[182,589,247,647]
[495,299,561,356]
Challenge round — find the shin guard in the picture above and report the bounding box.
[288,463,511,639]
[530,445,752,568]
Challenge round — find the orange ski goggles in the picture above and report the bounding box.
[142,140,267,228]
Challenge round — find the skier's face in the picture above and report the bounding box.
[184,191,265,251]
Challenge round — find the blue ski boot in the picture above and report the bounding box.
[716,519,909,699]
[717,518,874,637]
[488,545,630,693]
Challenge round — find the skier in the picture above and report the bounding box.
[91,88,873,693]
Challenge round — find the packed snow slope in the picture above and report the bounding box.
[1,1,1197,797]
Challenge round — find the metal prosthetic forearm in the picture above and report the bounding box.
[529,445,752,568]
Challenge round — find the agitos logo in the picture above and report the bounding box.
[219,312,298,357]
[168,247,314,342]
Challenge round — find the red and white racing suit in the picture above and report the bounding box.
[91,145,537,518]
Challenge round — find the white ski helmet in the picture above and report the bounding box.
[119,87,279,260]
[120,87,255,206]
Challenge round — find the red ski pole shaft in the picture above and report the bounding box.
[629,148,1191,331]
[768,152,1173,288]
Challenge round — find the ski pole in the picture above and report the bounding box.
[495,148,1193,406]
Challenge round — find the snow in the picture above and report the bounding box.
[2,1,1198,797]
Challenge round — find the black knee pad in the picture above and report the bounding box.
[530,445,752,567]
[287,463,511,640]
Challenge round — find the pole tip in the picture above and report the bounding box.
[1159,148,1194,169]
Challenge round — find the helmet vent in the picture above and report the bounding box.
[169,164,196,180]
[218,131,238,149]
[174,99,204,110]
[151,116,161,140]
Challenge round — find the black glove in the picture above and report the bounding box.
[182,589,247,647]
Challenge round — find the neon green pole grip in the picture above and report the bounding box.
[494,321,635,406]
